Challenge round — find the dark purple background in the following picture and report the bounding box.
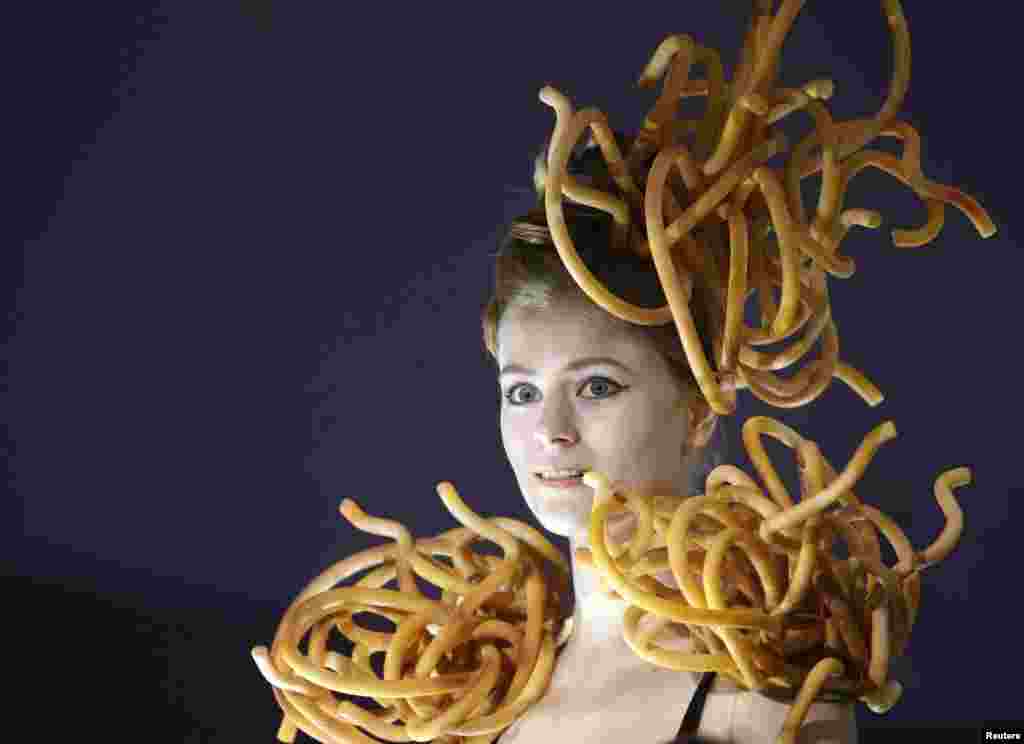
[8,2,1019,741]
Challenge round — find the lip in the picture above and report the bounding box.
[534,474,586,488]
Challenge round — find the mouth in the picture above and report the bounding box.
[534,470,587,487]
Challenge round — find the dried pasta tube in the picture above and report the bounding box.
[619,482,658,561]
[275,684,380,744]
[760,421,897,537]
[872,121,946,246]
[644,138,705,258]
[825,593,868,666]
[333,699,415,742]
[749,79,835,126]
[738,316,839,408]
[559,116,634,225]
[742,416,802,509]
[413,614,484,684]
[699,89,752,178]
[404,645,504,742]
[495,520,570,574]
[343,646,401,713]
[832,504,915,574]
[809,206,883,268]
[667,134,788,247]
[706,464,760,493]
[578,109,644,200]
[499,553,546,704]
[252,646,319,696]
[341,500,421,597]
[816,457,883,564]
[406,551,476,596]
[919,467,969,566]
[744,0,807,97]
[646,144,735,414]
[840,150,995,243]
[744,254,827,345]
[435,483,521,615]
[867,605,891,688]
[796,437,826,499]
[332,618,390,660]
[751,165,817,335]
[834,362,884,406]
[633,34,697,166]
[796,0,911,176]
[540,87,674,326]
[731,10,766,105]
[824,616,842,653]
[738,296,828,372]
[700,500,751,530]
[750,238,779,333]
[704,526,785,611]
[892,199,945,247]
[632,607,676,648]
[703,528,771,689]
[903,571,921,634]
[771,514,821,616]
[719,202,750,371]
[690,42,728,163]
[778,657,845,744]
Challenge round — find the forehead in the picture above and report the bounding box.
[497,298,661,370]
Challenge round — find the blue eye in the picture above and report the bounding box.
[504,382,540,405]
[503,377,625,406]
[580,377,623,399]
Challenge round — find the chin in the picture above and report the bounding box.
[526,499,591,539]
[533,514,574,538]
[515,474,595,538]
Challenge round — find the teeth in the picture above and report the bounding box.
[539,470,584,479]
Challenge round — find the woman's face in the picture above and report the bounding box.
[497,297,702,540]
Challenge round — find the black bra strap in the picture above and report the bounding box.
[671,671,717,743]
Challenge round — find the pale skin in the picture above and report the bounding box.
[496,295,857,743]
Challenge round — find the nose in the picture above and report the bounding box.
[533,393,579,448]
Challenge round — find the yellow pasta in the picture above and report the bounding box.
[577,415,970,743]
[535,0,995,416]
[251,484,574,744]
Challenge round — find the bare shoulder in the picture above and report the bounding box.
[733,692,858,744]
[653,626,857,743]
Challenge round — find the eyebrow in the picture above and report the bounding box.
[498,356,635,379]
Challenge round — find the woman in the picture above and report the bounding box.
[477,148,857,743]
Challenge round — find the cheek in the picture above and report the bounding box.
[499,409,530,465]
[597,402,682,459]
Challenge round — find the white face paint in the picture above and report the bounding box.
[497,297,708,541]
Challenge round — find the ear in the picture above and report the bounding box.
[684,394,717,450]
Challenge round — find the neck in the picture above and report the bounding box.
[559,498,749,698]
[564,511,637,644]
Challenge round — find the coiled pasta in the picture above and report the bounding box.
[576,416,968,743]
[535,0,995,416]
